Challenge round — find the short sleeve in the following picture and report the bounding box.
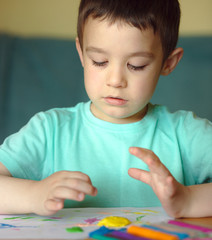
[0,112,51,180]
[179,112,212,185]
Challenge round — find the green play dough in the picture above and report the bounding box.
[66,226,84,233]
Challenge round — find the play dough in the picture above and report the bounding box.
[66,226,83,233]
[97,216,131,227]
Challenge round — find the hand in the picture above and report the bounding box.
[128,147,189,218]
[32,171,97,216]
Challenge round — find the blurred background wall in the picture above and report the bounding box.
[0,0,212,38]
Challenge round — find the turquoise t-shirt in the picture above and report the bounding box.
[0,102,212,208]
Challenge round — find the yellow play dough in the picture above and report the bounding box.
[97,216,131,227]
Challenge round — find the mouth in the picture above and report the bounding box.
[104,96,128,106]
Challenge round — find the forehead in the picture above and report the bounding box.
[82,17,162,56]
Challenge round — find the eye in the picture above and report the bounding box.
[92,60,108,67]
[128,64,146,71]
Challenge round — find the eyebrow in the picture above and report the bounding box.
[128,51,154,58]
[86,46,154,58]
[86,46,107,54]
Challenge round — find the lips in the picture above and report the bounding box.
[104,96,128,106]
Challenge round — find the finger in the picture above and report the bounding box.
[61,178,98,196]
[55,171,93,184]
[68,171,93,184]
[129,147,170,176]
[44,199,64,216]
[52,186,86,201]
[128,168,151,185]
[129,147,160,166]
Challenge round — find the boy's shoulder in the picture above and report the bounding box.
[34,102,88,120]
[44,101,87,115]
[150,103,191,120]
[150,103,211,127]
[25,102,89,130]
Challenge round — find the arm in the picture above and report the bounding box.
[0,162,97,216]
[128,147,212,218]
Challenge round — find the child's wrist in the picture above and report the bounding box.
[28,180,44,215]
[177,185,192,218]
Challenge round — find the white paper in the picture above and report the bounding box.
[0,207,172,239]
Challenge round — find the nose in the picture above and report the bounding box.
[106,66,127,88]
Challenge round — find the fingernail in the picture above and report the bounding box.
[78,193,84,201]
[56,202,63,209]
[129,147,135,154]
[94,188,98,195]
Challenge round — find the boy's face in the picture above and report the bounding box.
[76,17,165,124]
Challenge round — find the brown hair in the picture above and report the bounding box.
[77,0,181,61]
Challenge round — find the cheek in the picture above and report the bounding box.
[84,68,102,96]
[130,74,159,101]
[84,63,101,83]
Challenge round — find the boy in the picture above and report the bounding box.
[0,0,211,217]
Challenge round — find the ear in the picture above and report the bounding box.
[161,47,184,76]
[75,37,84,67]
